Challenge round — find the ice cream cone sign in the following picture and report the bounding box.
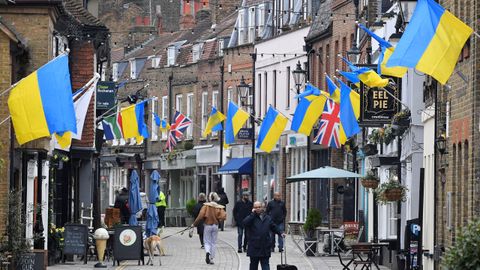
[94,228,110,268]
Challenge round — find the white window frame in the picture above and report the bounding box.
[129,59,137,79]
[161,96,168,140]
[211,91,219,136]
[192,43,203,62]
[227,87,233,103]
[151,98,159,141]
[201,92,209,132]
[186,93,194,139]
[289,148,308,222]
[152,56,161,68]
[176,94,183,113]
[167,46,176,66]
[218,39,224,56]
[387,203,398,238]
[238,9,245,45]
[112,63,119,81]
[248,6,256,43]
[257,4,265,35]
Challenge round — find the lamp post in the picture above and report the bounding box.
[237,75,255,197]
[292,61,306,95]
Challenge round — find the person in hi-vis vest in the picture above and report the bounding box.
[156,190,167,228]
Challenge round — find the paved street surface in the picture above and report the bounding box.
[48,227,390,269]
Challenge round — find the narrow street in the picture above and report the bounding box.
[48,227,354,269]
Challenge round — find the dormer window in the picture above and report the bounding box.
[152,56,161,68]
[167,46,176,66]
[218,39,224,56]
[192,43,204,63]
[129,59,137,79]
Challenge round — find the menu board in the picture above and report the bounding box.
[62,224,88,264]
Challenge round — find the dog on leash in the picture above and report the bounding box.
[144,234,165,266]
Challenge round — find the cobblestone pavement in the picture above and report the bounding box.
[48,226,390,270]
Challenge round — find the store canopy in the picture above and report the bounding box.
[287,166,364,183]
[218,158,253,174]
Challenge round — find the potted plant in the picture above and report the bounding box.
[375,180,408,204]
[185,198,197,225]
[442,218,480,269]
[361,171,380,189]
[392,109,411,126]
[383,125,396,145]
[0,190,35,270]
[303,208,322,256]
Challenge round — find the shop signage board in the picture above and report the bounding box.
[63,224,88,264]
[113,226,144,266]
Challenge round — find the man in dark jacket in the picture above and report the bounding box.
[217,187,229,231]
[193,193,207,248]
[243,201,284,270]
[233,191,253,253]
[266,192,287,252]
[114,187,129,223]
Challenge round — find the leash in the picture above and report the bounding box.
[160,227,191,240]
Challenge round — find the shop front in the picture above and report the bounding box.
[196,145,221,196]
[160,150,196,208]
[287,134,309,223]
[218,157,253,203]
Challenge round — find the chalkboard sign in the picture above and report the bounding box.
[62,224,88,264]
[16,253,35,270]
[113,226,144,266]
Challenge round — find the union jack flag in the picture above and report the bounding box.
[165,111,192,151]
[313,100,342,148]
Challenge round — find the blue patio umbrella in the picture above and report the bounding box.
[129,170,143,226]
[146,170,160,236]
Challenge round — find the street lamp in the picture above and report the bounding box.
[436,134,447,155]
[347,43,361,63]
[237,76,251,107]
[292,61,306,94]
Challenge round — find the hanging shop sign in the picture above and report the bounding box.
[359,75,401,127]
[237,128,253,140]
[96,81,116,110]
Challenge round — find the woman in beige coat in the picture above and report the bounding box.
[192,192,227,265]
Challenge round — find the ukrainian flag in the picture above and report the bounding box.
[341,57,389,88]
[225,101,250,144]
[154,113,170,133]
[297,83,321,100]
[256,107,287,153]
[120,100,149,141]
[291,93,327,136]
[203,107,226,137]
[326,75,340,103]
[338,71,361,87]
[358,23,407,78]
[386,0,472,84]
[8,55,77,145]
[338,80,361,137]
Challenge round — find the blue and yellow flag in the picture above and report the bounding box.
[203,107,226,137]
[256,107,287,153]
[326,75,340,103]
[121,100,149,141]
[338,80,361,138]
[341,57,389,88]
[338,71,361,87]
[154,113,170,133]
[358,23,407,78]
[225,101,250,144]
[297,83,321,100]
[291,89,328,136]
[8,55,77,145]
[386,0,472,84]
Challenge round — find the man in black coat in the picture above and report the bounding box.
[192,193,207,248]
[114,187,129,223]
[243,201,285,270]
[217,187,229,231]
[233,191,253,253]
[266,192,287,252]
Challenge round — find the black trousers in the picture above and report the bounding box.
[157,206,166,227]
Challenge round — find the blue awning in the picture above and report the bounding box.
[218,158,253,174]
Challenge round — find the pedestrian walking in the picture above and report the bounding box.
[156,189,167,228]
[217,187,229,231]
[193,193,207,248]
[114,187,130,224]
[233,191,253,253]
[266,192,286,252]
[192,192,226,265]
[243,201,285,270]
